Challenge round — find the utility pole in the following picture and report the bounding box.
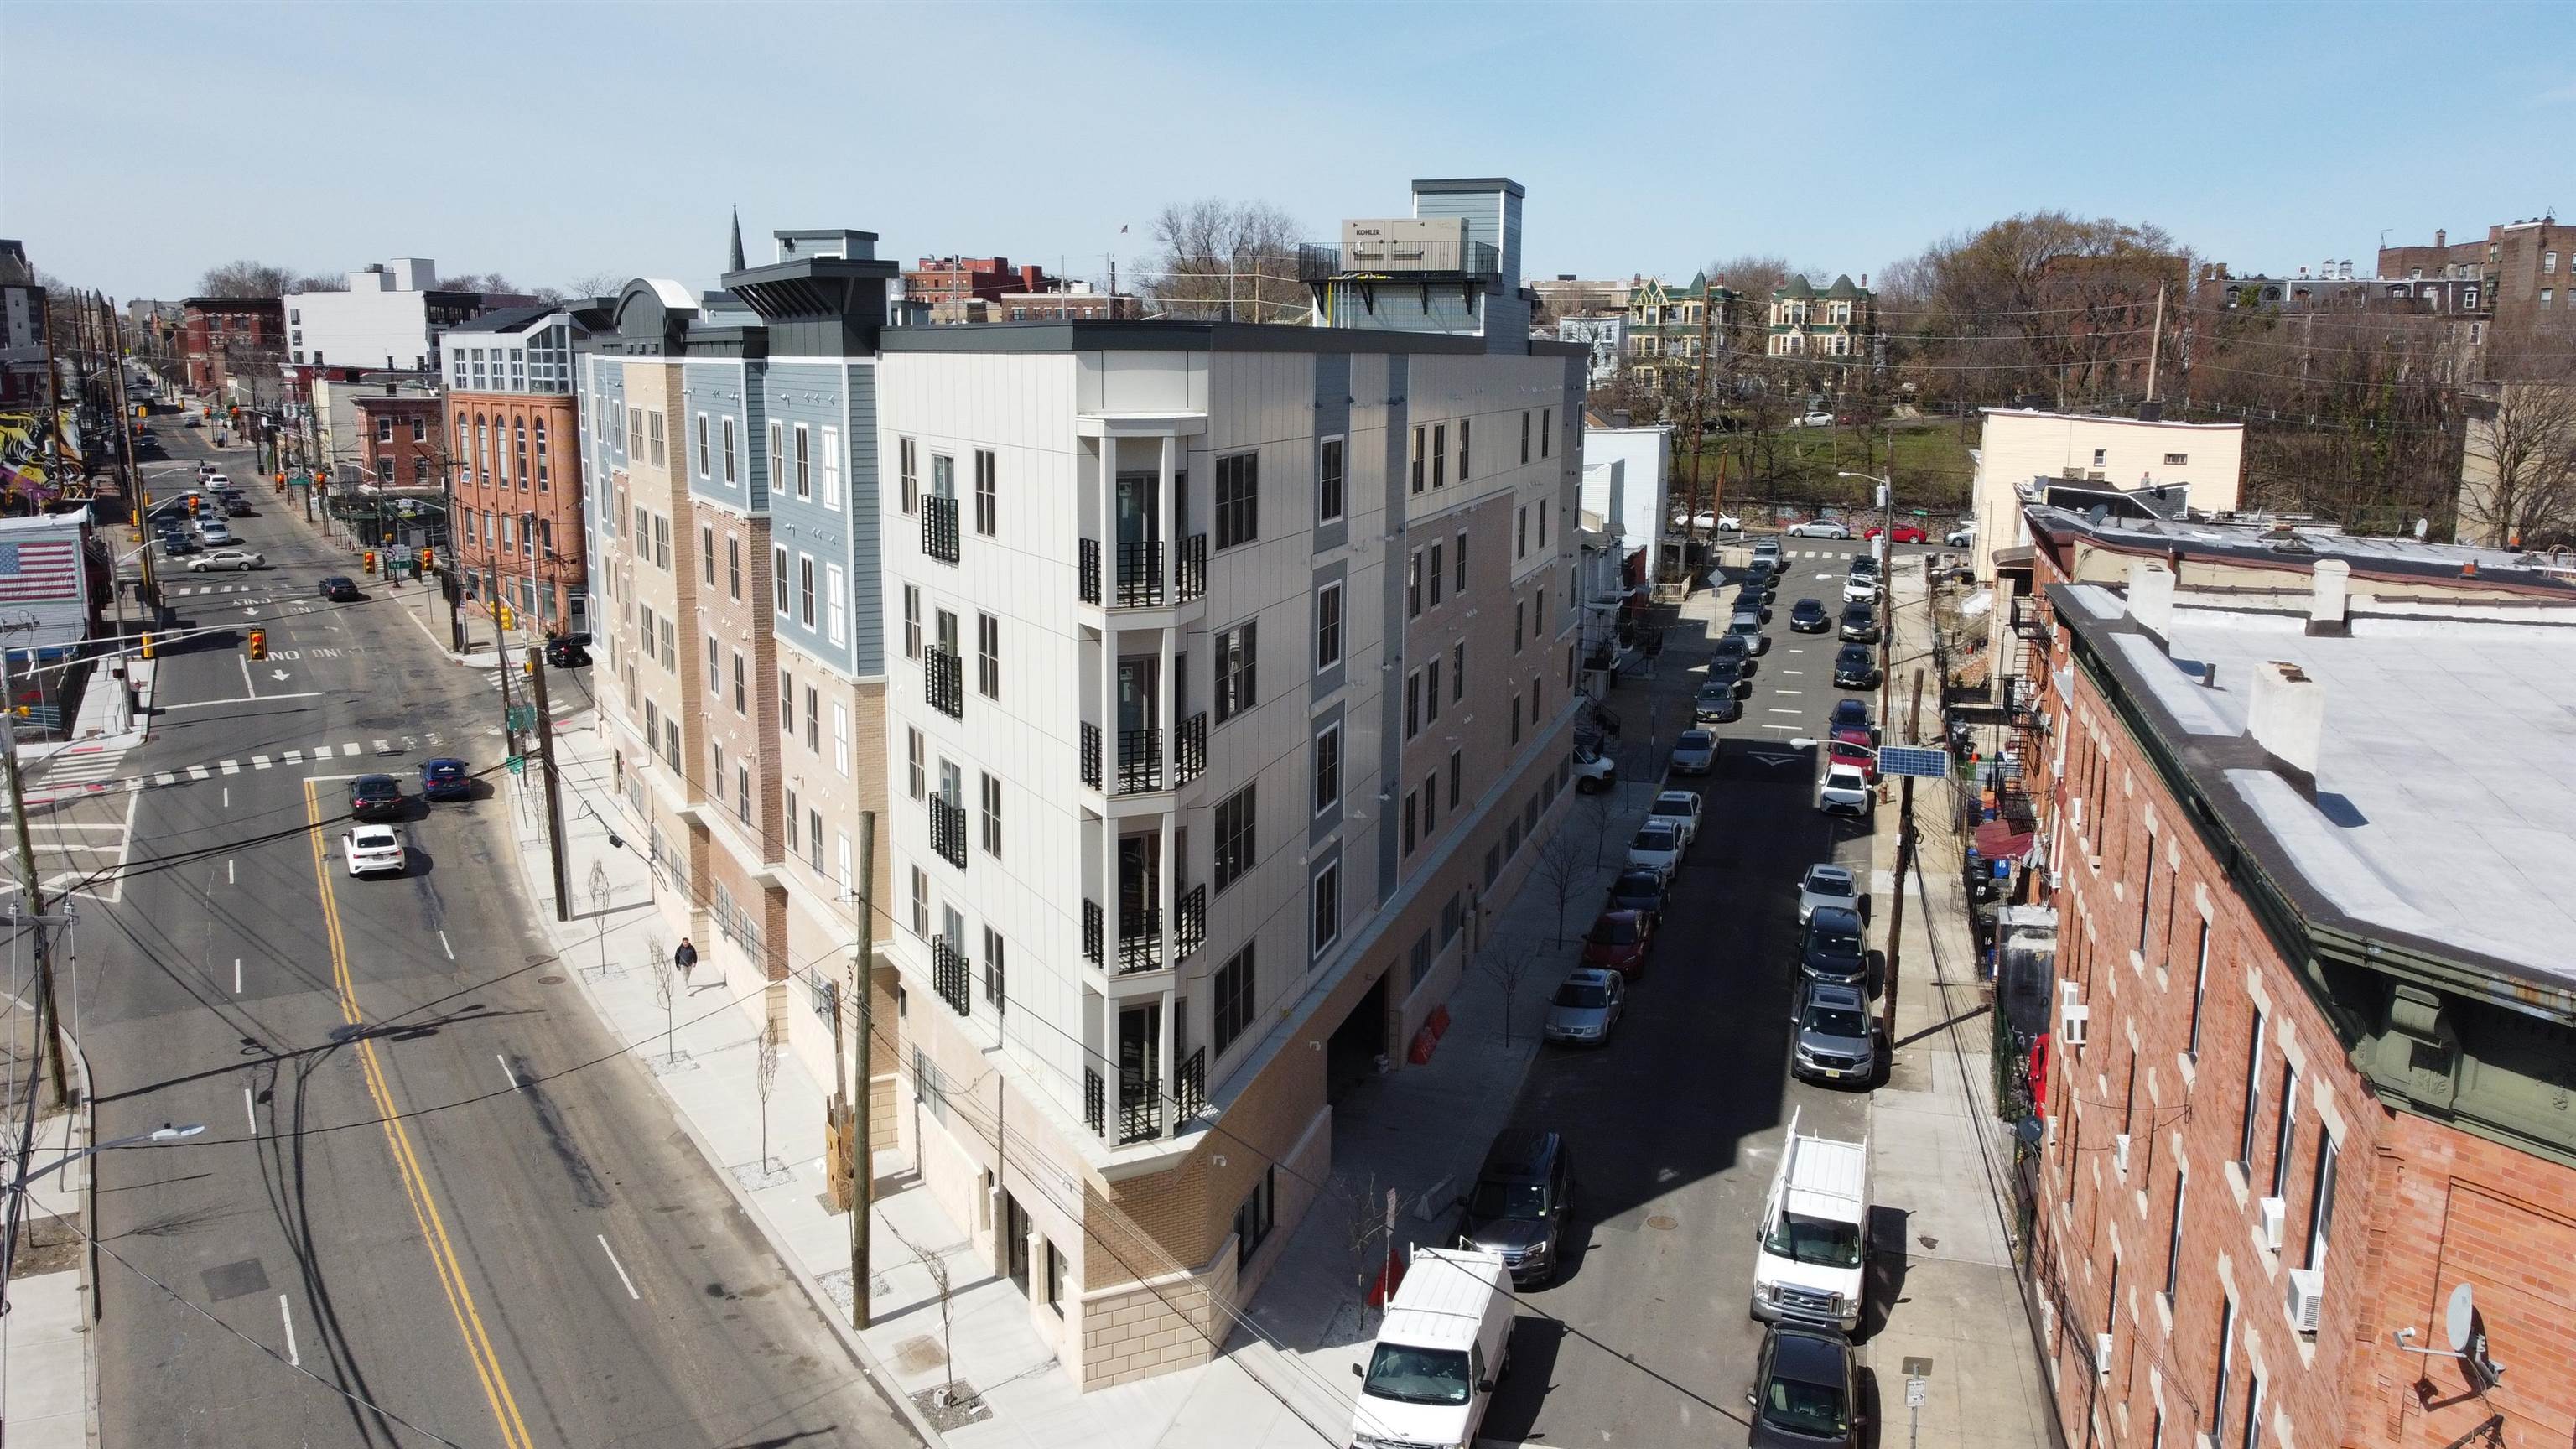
[3,678,70,1109]
[2144,280,2167,403]
[440,460,465,652]
[522,647,570,922]
[849,810,877,1329]
[494,598,518,756]
[1881,667,1924,1046]
[1680,280,1722,578]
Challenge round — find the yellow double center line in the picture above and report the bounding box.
[303,782,533,1449]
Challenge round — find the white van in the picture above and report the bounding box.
[1750,1108,1869,1333]
[1349,1246,1514,1449]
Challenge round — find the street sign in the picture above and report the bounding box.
[506,704,537,732]
[1906,1377,1928,1408]
[1879,745,1950,779]
[505,754,527,776]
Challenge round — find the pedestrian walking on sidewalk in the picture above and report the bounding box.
[674,938,698,982]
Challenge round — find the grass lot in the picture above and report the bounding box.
[1676,420,1976,514]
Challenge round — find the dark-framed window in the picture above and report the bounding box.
[1317,436,1344,523]
[1214,621,1257,724]
[1214,784,1256,892]
[1214,943,1256,1055]
[1214,451,1259,549]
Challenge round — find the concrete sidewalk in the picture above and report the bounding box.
[1,1093,96,1449]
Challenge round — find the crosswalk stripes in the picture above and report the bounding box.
[39,731,466,798]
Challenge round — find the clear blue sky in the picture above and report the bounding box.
[8,0,2572,301]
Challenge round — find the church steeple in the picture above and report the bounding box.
[727,206,746,274]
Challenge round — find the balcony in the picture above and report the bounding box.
[931,935,971,1016]
[1084,896,1164,974]
[1117,1078,1161,1145]
[1079,722,1104,790]
[1118,540,1163,605]
[1078,538,1102,605]
[1076,533,1207,608]
[1296,238,1500,282]
[2010,593,2052,646]
[1175,535,1206,602]
[1085,1067,1106,1135]
[922,495,959,564]
[1117,727,1162,794]
[1174,711,1208,786]
[925,647,963,719]
[1174,883,1207,961]
[928,796,968,870]
[1175,1046,1207,1118]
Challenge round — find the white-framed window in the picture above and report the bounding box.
[902,584,921,658]
[772,545,788,615]
[899,437,918,513]
[832,703,849,776]
[694,412,710,477]
[793,423,812,498]
[1310,860,1341,958]
[825,564,847,646]
[798,554,817,627]
[972,449,996,535]
[721,417,738,485]
[821,425,841,511]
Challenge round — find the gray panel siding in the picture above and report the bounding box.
[1309,556,1348,704]
[1375,355,1409,905]
[1307,699,1345,848]
[761,362,858,675]
[681,361,751,511]
[845,363,883,676]
[1313,354,1349,554]
[1412,189,1502,256]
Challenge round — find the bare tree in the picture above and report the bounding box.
[756,1026,782,1175]
[2459,372,2576,548]
[197,260,295,298]
[292,273,348,293]
[648,932,677,1063]
[564,271,625,300]
[1146,198,1306,322]
[886,1220,959,1407]
[1530,813,1598,948]
[434,271,524,295]
[1478,938,1540,1047]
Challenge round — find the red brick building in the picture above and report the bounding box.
[2009,507,2576,1449]
[440,305,589,632]
[901,256,1056,307]
[179,296,283,394]
[352,391,446,492]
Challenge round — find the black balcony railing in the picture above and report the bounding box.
[1082,898,1104,967]
[1117,907,1163,974]
[925,647,963,719]
[932,936,971,1016]
[1296,238,1501,283]
[1117,1077,1161,1145]
[1174,712,1208,785]
[928,796,968,870]
[2010,593,2051,645]
[1084,1067,1106,1135]
[1078,537,1102,605]
[1175,534,1206,602]
[1117,539,1164,606]
[1116,726,1162,794]
[1079,721,1104,790]
[922,495,959,564]
[1175,1047,1207,1118]
[1175,884,1207,961]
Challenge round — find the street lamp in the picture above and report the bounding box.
[3,1123,205,1304]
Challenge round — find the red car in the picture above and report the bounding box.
[1865,523,1929,544]
[1828,740,1878,784]
[1581,909,1655,979]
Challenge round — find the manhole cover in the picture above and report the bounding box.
[1646,1214,1679,1232]
[537,974,567,985]
[202,1259,271,1301]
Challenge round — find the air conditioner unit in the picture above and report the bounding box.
[2259,1196,2288,1251]
[2060,1001,2090,1046]
[2285,1267,2324,1334]
[2112,1134,2132,1173]
[2095,1332,2115,1375]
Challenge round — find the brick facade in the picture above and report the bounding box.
[449,389,587,631]
[352,393,445,493]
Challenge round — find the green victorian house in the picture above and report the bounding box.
[1766,273,1877,360]
[1623,273,1742,396]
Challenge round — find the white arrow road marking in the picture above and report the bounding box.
[270,669,290,682]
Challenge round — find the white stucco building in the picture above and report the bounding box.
[1580,423,1673,581]
[286,257,525,374]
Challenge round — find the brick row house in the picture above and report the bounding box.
[444,305,595,632]
[2007,504,2576,1449]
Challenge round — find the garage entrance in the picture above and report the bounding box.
[1325,969,1390,1104]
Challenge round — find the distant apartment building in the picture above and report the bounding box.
[351,387,446,491]
[2007,522,2576,1449]
[2380,218,2575,374]
[874,272,1587,1384]
[1766,273,1875,361]
[904,256,1057,309]
[2198,259,2490,381]
[284,258,530,374]
[993,284,1140,322]
[1623,273,1740,397]
[1555,314,1628,387]
[178,296,283,395]
[1,240,47,406]
[1528,273,1632,325]
[444,305,595,631]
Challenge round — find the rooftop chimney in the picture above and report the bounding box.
[2306,558,2351,636]
[2435,228,2446,248]
[2246,660,2324,790]
[2127,558,2176,648]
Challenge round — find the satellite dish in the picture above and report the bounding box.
[2444,1282,2476,1353]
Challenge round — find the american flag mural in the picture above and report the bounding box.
[0,538,82,602]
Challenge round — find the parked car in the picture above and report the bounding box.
[1836,604,1878,644]
[1545,968,1627,1047]
[1831,646,1878,691]
[222,496,254,517]
[1694,683,1743,724]
[1827,699,1872,734]
[1826,740,1877,784]
[347,773,405,822]
[1706,654,1753,698]
[1785,519,1851,540]
[160,532,200,558]
[543,636,592,668]
[1847,551,1878,577]
[1670,728,1718,775]
[1815,763,1872,818]
[1711,632,1754,672]
[1944,520,1976,548]
[319,575,361,601]
[1626,822,1685,881]
[1745,1323,1863,1449]
[196,519,235,545]
[418,756,472,802]
[1799,907,1868,990]
[1797,864,1860,924]
[1787,598,1830,633]
[340,824,406,877]
[1605,868,1669,924]
[1840,575,1879,605]
[1712,512,1743,532]
[1456,1129,1574,1286]
[1727,612,1772,657]
[1571,748,1618,794]
[1864,523,1928,544]
[187,548,265,572]
[1581,910,1655,980]
[1751,538,1783,563]
[1646,790,1703,848]
[1790,978,1878,1086]
[1791,410,1838,428]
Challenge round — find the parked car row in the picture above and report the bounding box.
[336,760,478,880]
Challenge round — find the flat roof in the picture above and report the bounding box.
[2028,503,2576,595]
[880,319,1584,359]
[1981,406,2241,432]
[2053,583,2576,998]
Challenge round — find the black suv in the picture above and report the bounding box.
[1832,646,1878,690]
[1836,603,1879,643]
[1457,1128,1573,1285]
[1706,654,1752,697]
[319,575,361,602]
[348,774,405,822]
[543,636,591,668]
[1787,598,1830,633]
[1604,868,1667,924]
[1798,907,1868,991]
[1747,1323,1862,1448]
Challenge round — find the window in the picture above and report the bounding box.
[899,437,917,513]
[825,564,847,645]
[1514,600,1525,652]
[1452,641,1466,703]
[799,556,816,627]
[1313,724,1342,814]
[2269,1060,2298,1200]
[2304,1135,2339,1270]
[1537,499,1548,548]
[1420,768,1438,836]
[411,417,426,444]
[1233,1167,1276,1268]
[1428,543,1443,607]
[981,927,1005,1010]
[721,417,737,484]
[976,612,1000,699]
[1456,418,1469,480]
[972,449,995,535]
[2210,1297,2236,1445]
[1311,861,1341,958]
[1408,548,1425,618]
[792,423,811,499]
[1317,437,1344,523]
[705,635,720,693]
[1431,423,1446,488]
[1214,622,1256,724]
[910,866,928,938]
[787,791,801,853]
[805,686,819,752]
[1447,747,1462,808]
[832,704,849,776]
[1509,691,1521,745]
[2546,250,2560,275]
[2239,1370,2263,1449]
[1516,506,1529,559]
[727,537,741,600]
[1410,426,1426,494]
[2138,831,2155,949]
[2542,288,2556,307]
[658,619,675,670]
[2163,452,2188,466]
[695,413,710,476]
[979,772,1002,857]
[1454,531,1467,592]
[1213,944,1255,1056]
[1215,452,1259,549]
[647,411,664,466]
[768,421,782,492]
[2092,447,2108,467]
[1405,671,1421,740]
[735,764,750,825]
[1426,659,1441,724]
[1314,583,1343,670]
[1213,784,1256,892]
[820,426,841,511]
[781,670,795,735]
[771,546,788,614]
[1401,790,1417,855]
[2236,1008,2266,1171]
[653,515,669,570]
[1540,408,1551,457]
[534,421,549,489]
[732,652,747,714]
[902,584,921,659]
[2187,921,2210,1059]
[702,527,716,585]
[1520,410,1531,465]
[907,729,925,800]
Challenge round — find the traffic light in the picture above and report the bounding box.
[140,633,155,659]
[418,548,434,574]
[498,604,515,631]
[363,550,377,573]
[186,496,200,517]
[247,629,267,662]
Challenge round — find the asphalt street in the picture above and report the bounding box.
[1481,536,1930,1446]
[69,416,917,1448]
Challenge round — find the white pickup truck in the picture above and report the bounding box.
[1750,1108,1869,1334]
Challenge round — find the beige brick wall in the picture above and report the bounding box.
[1074,1236,1238,1390]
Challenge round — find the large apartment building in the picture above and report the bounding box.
[874,315,1587,1388]
[444,305,593,631]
